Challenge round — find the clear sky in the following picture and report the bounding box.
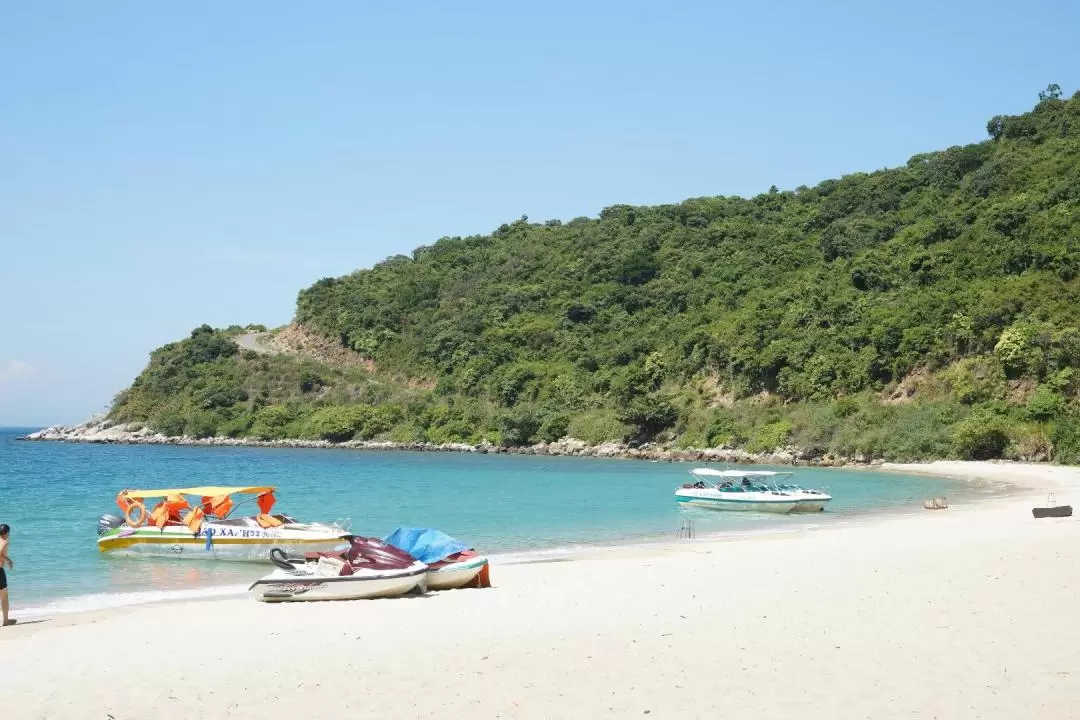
[1,1,1077,426]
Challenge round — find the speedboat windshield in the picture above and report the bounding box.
[688,468,794,490]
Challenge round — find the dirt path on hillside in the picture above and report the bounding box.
[233,332,277,355]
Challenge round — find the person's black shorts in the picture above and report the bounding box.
[0,568,6,590]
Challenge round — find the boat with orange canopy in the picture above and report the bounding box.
[97,486,351,561]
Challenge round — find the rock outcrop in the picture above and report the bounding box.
[20,419,880,467]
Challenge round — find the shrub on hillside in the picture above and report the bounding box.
[826,400,956,461]
[425,419,475,444]
[1050,415,1080,464]
[184,325,238,365]
[249,405,297,440]
[788,403,842,457]
[566,409,631,445]
[387,422,427,444]
[672,408,710,449]
[360,404,404,439]
[217,414,253,438]
[184,411,220,439]
[536,410,570,443]
[829,416,891,460]
[191,378,248,410]
[302,406,372,442]
[299,369,325,394]
[496,406,541,447]
[1026,385,1065,421]
[1005,423,1051,461]
[617,394,679,440]
[745,420,792,454]
[151,408,187,437]
[705,409,744,447]
[878,403,959,461]
[951,411,1010,459]
[940,357,1006,405]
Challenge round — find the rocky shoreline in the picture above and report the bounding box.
[19,419,878,467]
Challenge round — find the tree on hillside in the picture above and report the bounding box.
[1039,83,1062,102]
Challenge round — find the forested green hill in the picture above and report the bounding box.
[111,88,1080,462]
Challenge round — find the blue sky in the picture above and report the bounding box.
[1,0,1077,426]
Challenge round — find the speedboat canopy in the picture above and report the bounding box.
[688,468,794,479]
[120,485,275,499]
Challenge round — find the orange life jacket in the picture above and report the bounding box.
[209,494,232,518]
[256,491,276,515]
[149,501,170,529]
[184,507,205,534]
[256,513,283,528]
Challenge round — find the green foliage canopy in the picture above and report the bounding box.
[110,91,1080,462]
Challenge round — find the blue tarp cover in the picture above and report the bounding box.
[383,527,470,564]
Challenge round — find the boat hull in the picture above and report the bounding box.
[791,494,832,512]
[98,523,349,562]
[1033,505,1072,518]
[250,565,428,602]
[675,491,799,513]
[427,556,489,590]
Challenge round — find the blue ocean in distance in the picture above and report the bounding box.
[0,427,1010,615]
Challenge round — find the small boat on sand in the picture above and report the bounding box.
[427,551,490,590]
[98,486,350,561]
[1032,493,1072,518]
[675,468,832,514]
[250,537,429,602]
[384,527,491,590]
[1032,506,1072,518]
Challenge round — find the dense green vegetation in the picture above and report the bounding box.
[110,325,428,442]
[111,89,1080,462]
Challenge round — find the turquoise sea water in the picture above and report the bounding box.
[0,427,1009,615]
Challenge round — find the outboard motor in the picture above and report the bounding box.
[98,513,125,536]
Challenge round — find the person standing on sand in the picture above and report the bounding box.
[0,524,14,626]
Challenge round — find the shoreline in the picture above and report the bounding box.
[17,419,821,464]
[13,520,835,621]
[23,418,1080,470]
[4,466,1079,719]
[10,418,902,467]
[7,460,1043,622]
[23,420,1080,473]
[879,459,1080,492]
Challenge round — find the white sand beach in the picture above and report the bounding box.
[3,461,1080,719]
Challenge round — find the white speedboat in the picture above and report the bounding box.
[250,537,428,602]
[98,486,351,561]
[675,468,832,513]
[383,527,491,590]
[777,485,833,512]
[427,552,490,590]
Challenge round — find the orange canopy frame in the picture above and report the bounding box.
[120,486,275,500]
[116,486,277,521]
